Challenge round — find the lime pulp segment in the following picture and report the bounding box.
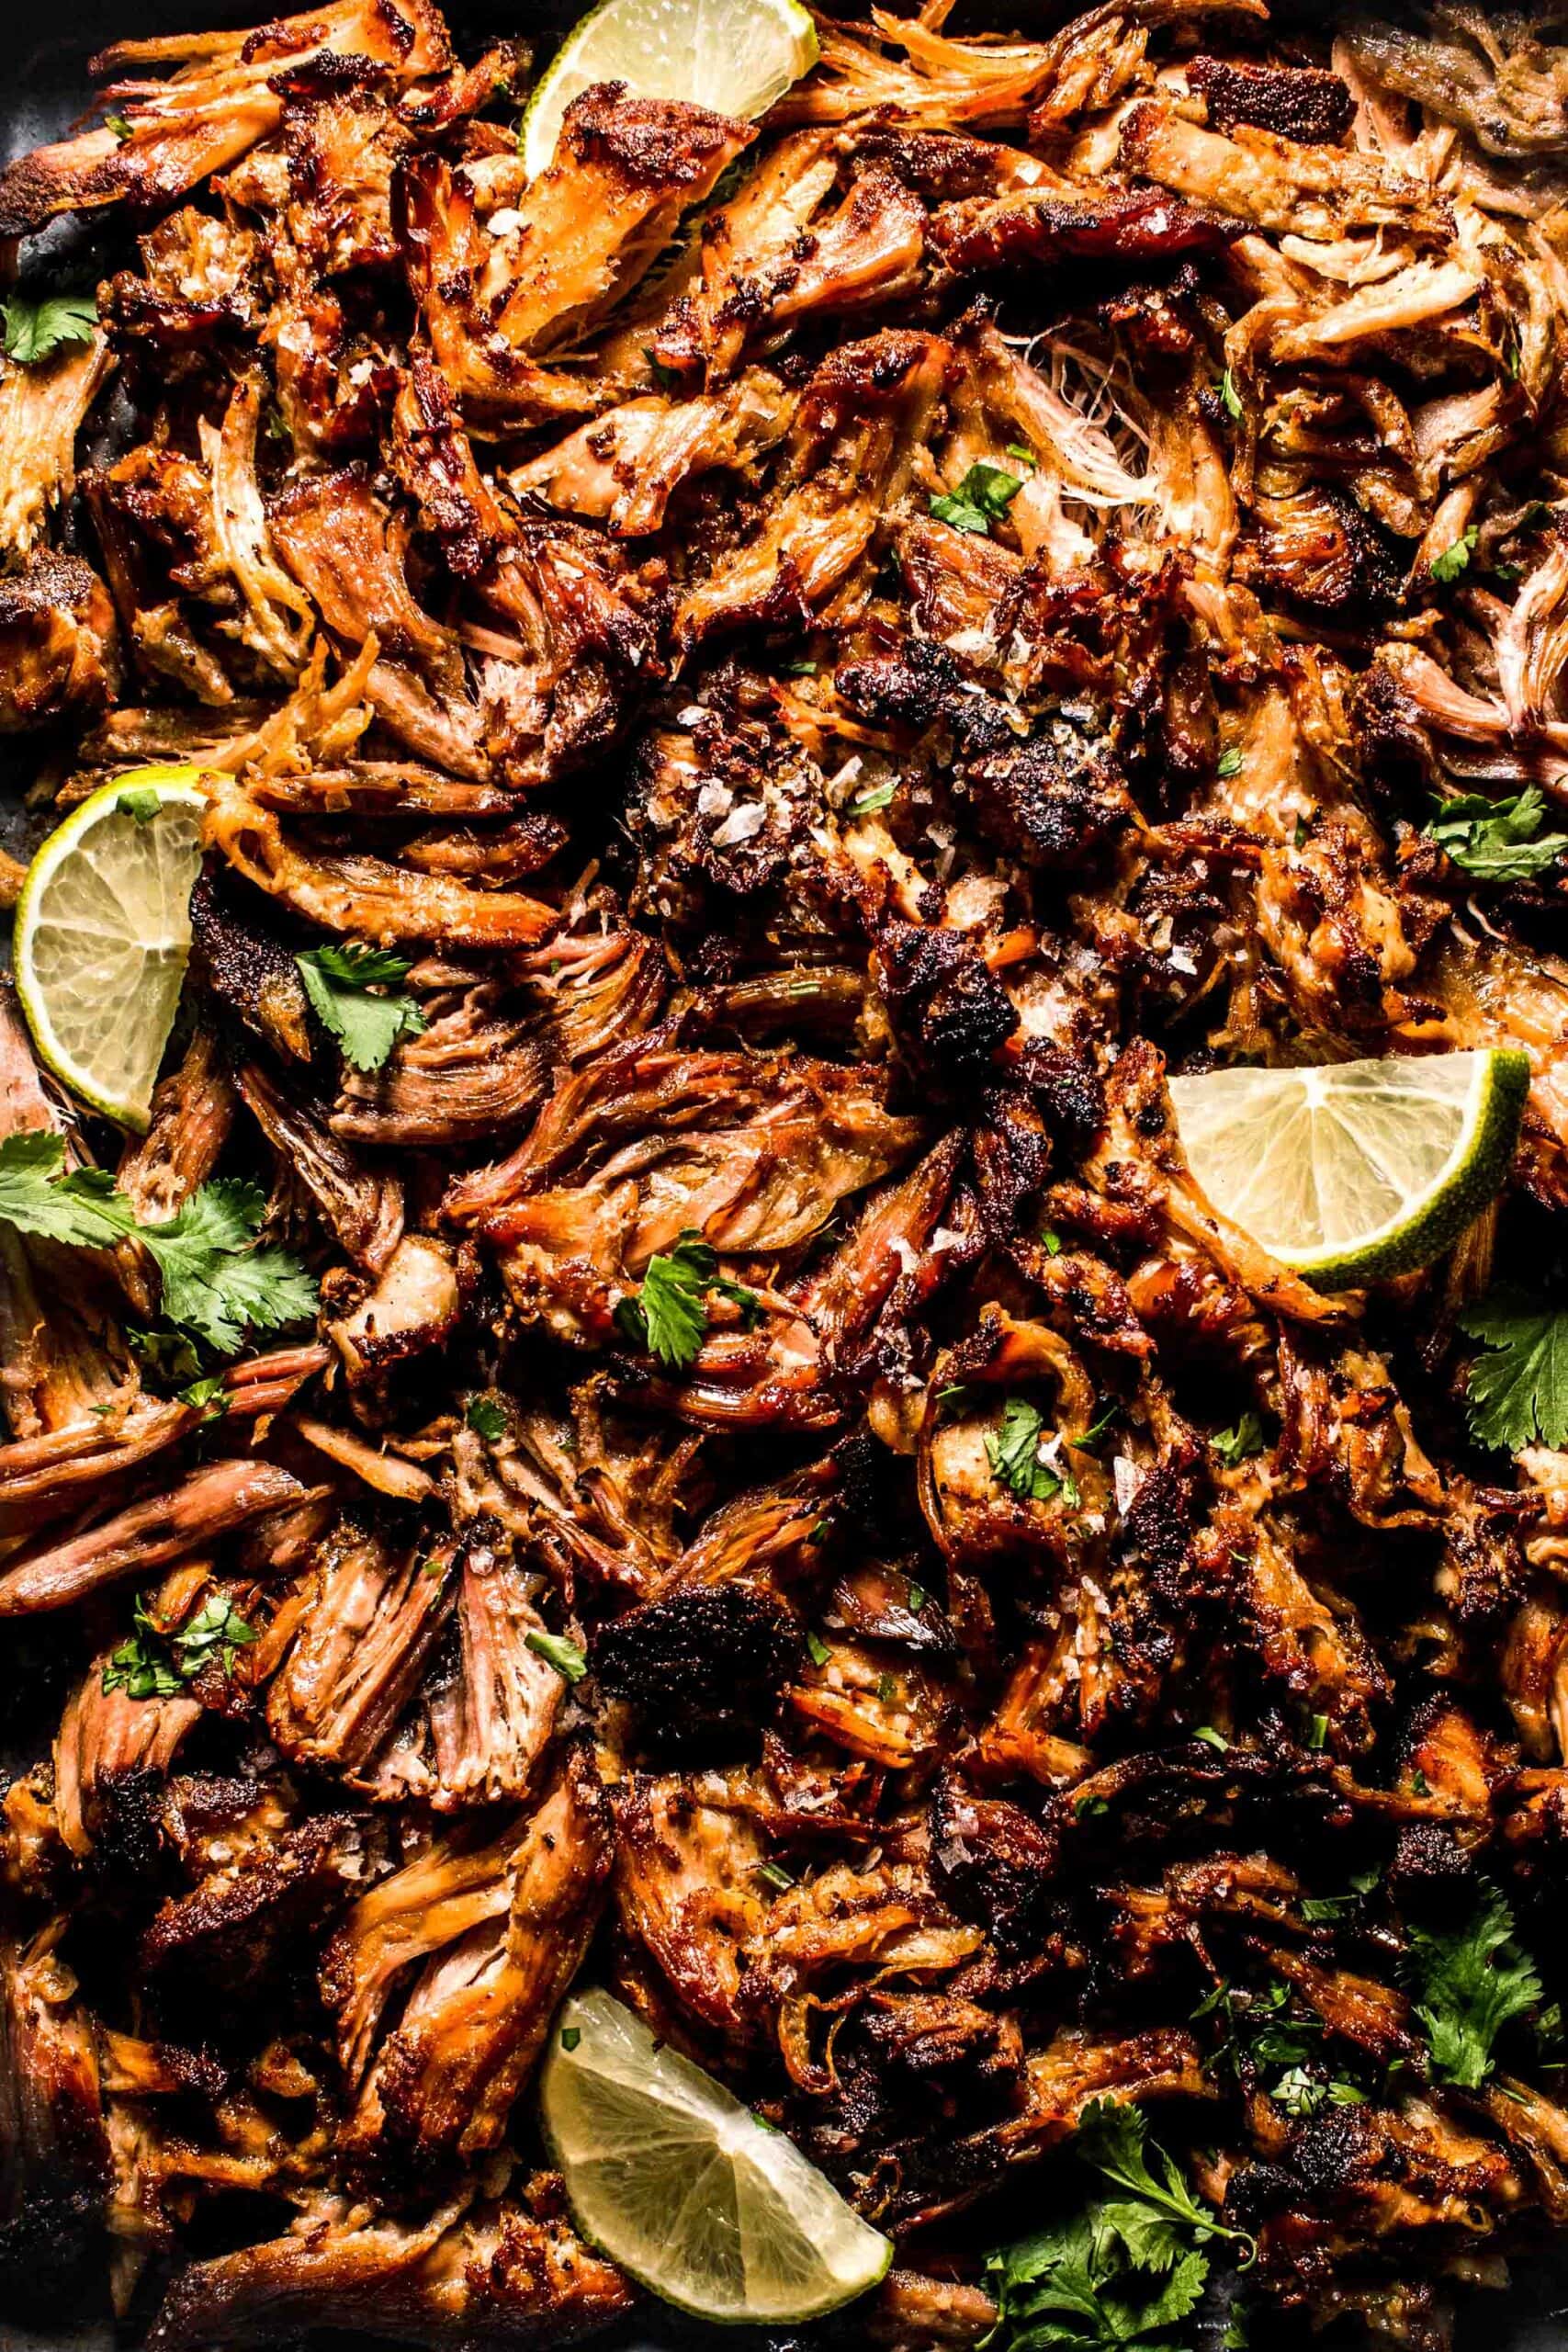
[541,1987,891,2324]
[1168,1049,1529,1287]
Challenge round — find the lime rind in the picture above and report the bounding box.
[540,1988,892,2324]
[1170,1048,1529,1292]
[14,768,208,1133]
[520,0,818,178]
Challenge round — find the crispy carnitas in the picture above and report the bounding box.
[7,1,1568,2346]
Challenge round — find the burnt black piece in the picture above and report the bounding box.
[592,1585,806,1737]
[961,729,1134,870]
[1188,53,1356,146]
[875,918,1019,1083]
[929,1773,1060,1952]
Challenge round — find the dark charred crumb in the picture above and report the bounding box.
[592,1586,807,1737]
[1186,55,1356,145]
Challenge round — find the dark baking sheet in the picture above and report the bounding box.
[5,6,1568,2349]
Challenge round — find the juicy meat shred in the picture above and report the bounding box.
[7,1,1568,2347]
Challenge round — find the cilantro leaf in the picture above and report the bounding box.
[1406,1883,1542,2089]
[136,1181,316,1356]
[1430,525,1479,585]
[102,1619,184,1700]
[526,1627,588,1683]
[1212,1409,1264,1467]
[297,943,428,1073]
[1219,368,1243,422]
[987,1397,1064,1502]
[1,290,97,366]
[1458,1289,1568,1451]
[177,1374,229,1423]
[1427,787,1568,884]
[466,1395,508,1440]
[0,1143,314,1358]
[615,1231,760,1370]
[0,1132,135,1247]
[931,460,1022,538]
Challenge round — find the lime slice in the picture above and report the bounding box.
[540,1988,891,2323]
[1168,1048,1529,1290]
[13,767,206,1133]
[520,0,819,178]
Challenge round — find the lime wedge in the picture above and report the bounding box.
[520,0,819,178]
[540,1988,891,2323]
[1168,1048,1529,1290]
[13,767,207,1133]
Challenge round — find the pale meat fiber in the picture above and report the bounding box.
[10,2,1568,2348]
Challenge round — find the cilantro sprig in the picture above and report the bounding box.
[0,1133,316,1357]
[931,460,1022,538]
[1405,1883,1543,2089]
[1,290,97,366]
[615,1231,762,1371]
[1458,1288,1568,1452]
[1427,787,1568,885]
[296,943,428,1073]
[985,2100,1251,2352]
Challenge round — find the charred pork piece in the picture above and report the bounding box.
[0,334,112,561]
[0,0,451,237]
[326,1752,611,2173]
[931,184,1237,276]
[1185,54,1355,146]
[0,1927,110,2322]
[592,1584,807,1741]
[0,555,119,732]
[147,2184,631,2349]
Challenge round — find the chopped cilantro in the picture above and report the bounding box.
[1430,525,1479,584]
[931,460,1022,537]
[466,1395,508,1441]
[1212,1409,1264,1467]
[615,1231,761,1370]
[1220,368,1243,422]
[525,1628,588,1683]
[177,1374,229,1423]
[987,1396,1064,1502]
[103,1589,254,1700]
